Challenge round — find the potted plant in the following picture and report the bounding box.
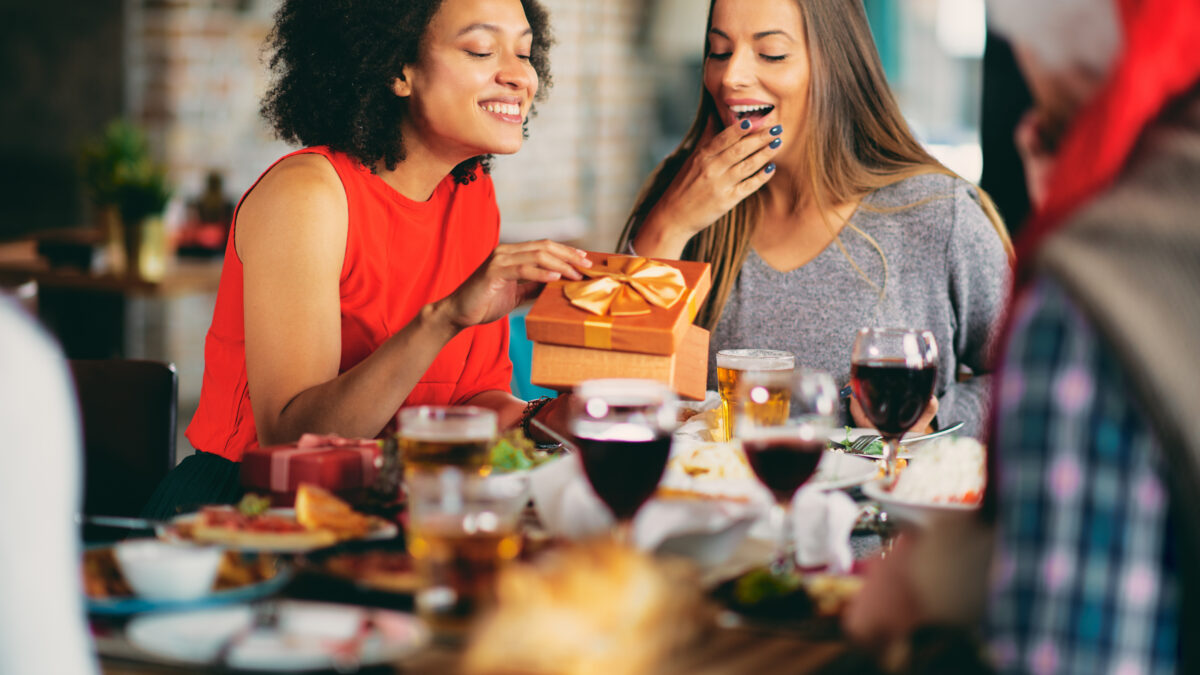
[79,120,172,279]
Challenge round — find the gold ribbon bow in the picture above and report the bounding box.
[563,257,688,317]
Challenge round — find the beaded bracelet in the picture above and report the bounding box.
[519,396,558,449]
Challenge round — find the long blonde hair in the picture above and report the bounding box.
[618,0,1013,330]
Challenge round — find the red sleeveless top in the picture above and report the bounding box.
[186,147,512,462]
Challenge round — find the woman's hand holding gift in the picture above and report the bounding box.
[438,240,593,330]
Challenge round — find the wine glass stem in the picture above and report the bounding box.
[612,518,635,547]
[882,437,902,479]
[769,501,797,576]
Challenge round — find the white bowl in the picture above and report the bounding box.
[114,539,224,601]
[860,478,979,528]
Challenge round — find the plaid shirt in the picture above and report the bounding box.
[987,279,1180,675]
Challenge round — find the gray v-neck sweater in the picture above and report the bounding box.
[708,173,1011,438]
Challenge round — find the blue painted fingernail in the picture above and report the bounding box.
[765,163,776,173]
[740,119,751,130]
[770,125,782,136]
[769,137,782,149]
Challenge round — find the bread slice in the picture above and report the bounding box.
[294,483,370,539]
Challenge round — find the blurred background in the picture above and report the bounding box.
[0,0,995,460]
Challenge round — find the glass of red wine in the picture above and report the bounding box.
[735,367,838,576]
[569,378,678,544]
[850,327,939,479]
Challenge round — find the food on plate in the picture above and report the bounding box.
[715,567,863,622]
[295,483,370,538]
[464,539,703,675]
[488,429,561,473]
[320,550,421,594]
[887,436,985,504]
[172,483,385,549]
[834,426,885,455]
[806,574,864,617]
[657,441,764,502]
[83,548,280,600]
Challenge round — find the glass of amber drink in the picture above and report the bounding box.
[715,349,795,441]
[397,406,497,475]
[405,468,527,637]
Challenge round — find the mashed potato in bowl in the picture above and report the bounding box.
[862,437,985,527]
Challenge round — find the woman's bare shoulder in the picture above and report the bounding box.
[235,153,348,257]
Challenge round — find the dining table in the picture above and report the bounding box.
[87,404,896,675]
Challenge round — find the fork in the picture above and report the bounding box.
[846,421,966,454]
[214,601,279,668]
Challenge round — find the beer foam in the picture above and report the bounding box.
[716,349,794,371]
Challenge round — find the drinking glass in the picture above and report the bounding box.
[735,368,838,576]
[405,468,528,635]
[397,406,497,475]
[569,379,678,543]
[849,328,939,478]
[715,349,795,441]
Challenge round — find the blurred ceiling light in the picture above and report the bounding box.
[936,0,986,58]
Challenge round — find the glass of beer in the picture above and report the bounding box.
[715,349,795,441]
[405,468,528,636]
[397,406,497,474]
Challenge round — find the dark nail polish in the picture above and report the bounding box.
[770,125,782,136]
[769,137,782,149]
[765,162,776,174]
[740,119,751,130]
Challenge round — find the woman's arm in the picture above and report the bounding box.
[239,155,589,446]
[631,119,782,259]
[937,183,1013,438]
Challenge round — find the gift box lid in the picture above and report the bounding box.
[524,251,712,356]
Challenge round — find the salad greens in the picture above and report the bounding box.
[842,426,884,456]
[733,567,804,605]
[236,492,272,516]
[489,429,560,472]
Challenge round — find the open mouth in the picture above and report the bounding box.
[731,104,775,125]
[479,101,524,124]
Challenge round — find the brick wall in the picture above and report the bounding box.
[126,0,660,251]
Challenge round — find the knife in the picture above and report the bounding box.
[75,514,169,530]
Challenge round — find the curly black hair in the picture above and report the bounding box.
[261,0,553,185]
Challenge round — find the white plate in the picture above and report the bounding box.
[126,600,428,671]
[158,508,399,553]
[808,451,880,491]
[860,478,980,527]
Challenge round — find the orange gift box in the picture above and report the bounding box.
[524,251,712,356]
[529,324,710,401]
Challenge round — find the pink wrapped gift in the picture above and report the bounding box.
[240,440,381,507]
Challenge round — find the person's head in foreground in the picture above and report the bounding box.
[842,0,1200,673]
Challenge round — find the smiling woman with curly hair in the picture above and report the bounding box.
[144,0,586,517]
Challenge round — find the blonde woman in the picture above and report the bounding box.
[620,0,1013,438]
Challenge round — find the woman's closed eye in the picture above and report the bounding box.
[706,51,789,62]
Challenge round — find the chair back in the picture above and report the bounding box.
[70,359,177,517]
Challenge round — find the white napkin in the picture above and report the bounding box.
[528,452,614,539]
[789,486,860,573]
[528,450,856,572]
[530,390,859,571]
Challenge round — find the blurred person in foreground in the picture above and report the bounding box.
[0,295,97,673]
[617,0,1013,440]
[144,0,583,518]
[843,0,1200,673]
